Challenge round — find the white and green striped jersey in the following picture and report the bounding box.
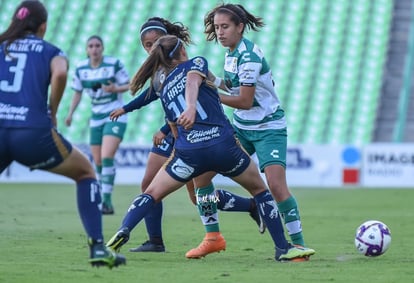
[223,37,286,131]
[71,56,130,125]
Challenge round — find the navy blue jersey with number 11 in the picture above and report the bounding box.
[0,34,65,128]
[160,56,235,150]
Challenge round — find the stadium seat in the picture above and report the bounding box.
[0,0,393,145]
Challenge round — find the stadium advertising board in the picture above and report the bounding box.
[0,144,346,187]
[361,143,414,187]
[1,144,413,188]
[285,145,344,187]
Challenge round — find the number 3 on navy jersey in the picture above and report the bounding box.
[0,52,27,93]
[167,94,208,120]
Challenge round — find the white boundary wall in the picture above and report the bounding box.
[1,143,413,188]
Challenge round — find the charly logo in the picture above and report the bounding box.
[241,52,251,62]
[112,126,119,134]
[270,149,279,159]
[171,158,194,179]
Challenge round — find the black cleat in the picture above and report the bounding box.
[89,239,126,269]
[129,240,166,252]
[102,203,114,215]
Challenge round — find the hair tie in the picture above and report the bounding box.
[16,7,30,20]
[169,39,181,58]
[140,25,167,36]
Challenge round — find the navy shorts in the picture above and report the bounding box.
[164,135,251,182]
[151,132,174,158]
[0,127,72,173]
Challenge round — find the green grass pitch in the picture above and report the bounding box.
[0,183,413,283]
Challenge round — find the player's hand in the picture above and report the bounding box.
[177,108,196,130]
[110,108,125,121]
[152,130,166,146]
[103,81,117,93]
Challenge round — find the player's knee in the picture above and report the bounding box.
[144,186,165,203]
[64,149,96,180]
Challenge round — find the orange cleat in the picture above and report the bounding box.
[290,255,310,262]
[289,245,313,262]
[185,232,226,259]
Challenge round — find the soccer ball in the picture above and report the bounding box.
[354,220,391,257]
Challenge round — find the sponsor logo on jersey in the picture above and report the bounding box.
[222,157,246,175]
[171,158,194,179]
[191,57,204,71]
[30,156,56,169]
[102,68,108,77]
[224,56,238,73]
[186,127,220,143]
[0,103,29,121]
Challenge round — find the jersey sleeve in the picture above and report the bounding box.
[188,56,208,78]
[115,59,130,85]
[123,87,158,113]
[238,51,262,87]
[159,122,171,135]
[47,42,66,60]
[71,68,83,92]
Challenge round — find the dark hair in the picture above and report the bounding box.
[130,35,182,95]
[204,3,264,42]
[87,35,104,46]
[0,0,48,53]
[140,17,192,45]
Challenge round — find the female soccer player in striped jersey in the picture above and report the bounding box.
[65,35,130,215]
[0,0,124,268]
[204,3,313,252]
[106,34,315,262]
[109,17,265,254]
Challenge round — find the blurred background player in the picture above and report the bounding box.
[65,35,130,214]
[109,17,265,253]
[0,0,125,268]
[106,34,315,261]
[204,3,311,250]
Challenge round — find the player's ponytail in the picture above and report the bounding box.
[0,1,48,52]
[130,35,182,96]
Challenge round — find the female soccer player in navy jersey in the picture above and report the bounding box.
[106,34,315,261]
[204,3,313,252]
[109,17,265,254]
[0,0,124,268]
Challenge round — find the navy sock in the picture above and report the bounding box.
[254,190,289,250]
[144,201,163,242]
[76,178,103,241]
[121,194,155,231]
[216,189,252,212]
